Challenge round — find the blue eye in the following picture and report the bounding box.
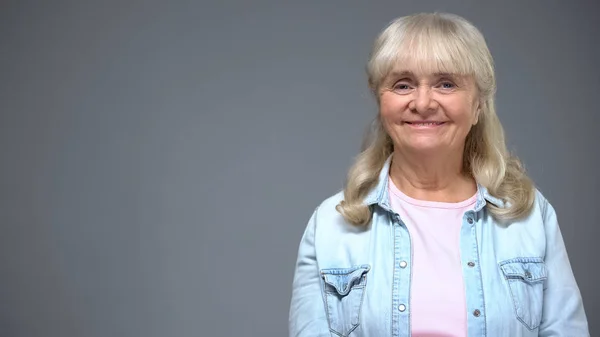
[440,82,455,89]
[394,83,411,90]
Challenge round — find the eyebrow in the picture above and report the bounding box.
[388,70,458,78]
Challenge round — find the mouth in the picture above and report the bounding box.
[404,121,446,128]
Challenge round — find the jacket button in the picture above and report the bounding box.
[525,271,532,279]
[473,309,481,317]
[398,304,406,312]
[467,261,475,267]
[399,261,407,268]
[467,217,474,224]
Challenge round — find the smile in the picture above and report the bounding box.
[404,121,446,128]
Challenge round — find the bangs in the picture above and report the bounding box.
[392,33,475,76]
[368,14,485,89]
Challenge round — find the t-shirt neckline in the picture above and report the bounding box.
[388,177,478,209]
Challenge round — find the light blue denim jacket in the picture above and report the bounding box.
[289,156,588,337]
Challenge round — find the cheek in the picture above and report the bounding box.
[445,100,477,124]
[378,93,406,121]
[379,107,399,134]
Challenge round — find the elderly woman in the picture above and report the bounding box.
[288,12,588,337]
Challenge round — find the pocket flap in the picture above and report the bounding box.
[320,264,371,296]
[499,257,547,282]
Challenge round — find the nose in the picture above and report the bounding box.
[410,85,438,114]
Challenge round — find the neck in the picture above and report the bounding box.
[389,148,477,202]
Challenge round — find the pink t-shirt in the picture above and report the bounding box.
[388,177,477,337]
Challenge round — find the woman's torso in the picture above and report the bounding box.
[388,179,477,336]
[313,184,549,337]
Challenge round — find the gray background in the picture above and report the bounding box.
[1,1,598,336]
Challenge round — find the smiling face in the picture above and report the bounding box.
[378,67,480,156]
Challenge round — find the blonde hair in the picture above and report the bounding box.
[336,12,535,226]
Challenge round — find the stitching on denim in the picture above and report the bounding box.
[472,217,487,336]
[506,279,540,331]
[322,277,335,335]
[321,265,370,275]
[499,262,543,331]
[498,257,544,265]
[391,220,400,337]
[347,273,368,336]
[322,272,367,336]
[499,258,548,282]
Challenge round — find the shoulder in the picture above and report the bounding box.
[486,187,554,235]
[316,190,344,211]
[309,190,362,236]
[313,190,346,224]
[531,188,554,219]
[503,188,558,235]
[532,188,561,231]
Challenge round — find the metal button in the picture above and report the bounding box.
[399,261,407,268]
[473,309,481,317]
[524,271,532,279]
[467,261,475,267]
[398,304,406,312]
[467,217,474,224]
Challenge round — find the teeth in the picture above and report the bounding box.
[411,122,440,125]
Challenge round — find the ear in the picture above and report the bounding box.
[473,102,481,125]
[473,109,480,125]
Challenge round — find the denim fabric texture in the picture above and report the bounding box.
[289,156,589,337]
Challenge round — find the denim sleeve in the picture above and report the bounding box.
[289,207,331,337]
[539,197,589,336]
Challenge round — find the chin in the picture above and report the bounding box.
[405,142,447,153]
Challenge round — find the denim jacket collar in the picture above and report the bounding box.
[362,155,506,212]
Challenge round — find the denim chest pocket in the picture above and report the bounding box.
[499,258,547,330]
[320,264,370,337]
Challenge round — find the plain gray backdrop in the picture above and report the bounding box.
[1,1,598,336]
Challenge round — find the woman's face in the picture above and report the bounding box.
[378,67,480,156]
